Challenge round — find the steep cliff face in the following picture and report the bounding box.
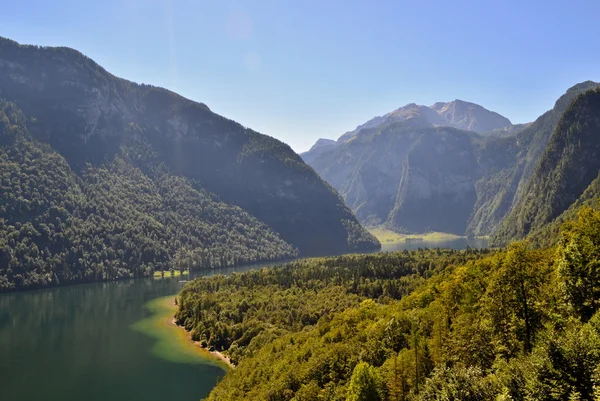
[388,128,479,233]
[0,37,379,262]
[306,121,479,234]
[303,99,510,234]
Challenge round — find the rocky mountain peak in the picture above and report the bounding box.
[330,99,512,148]
[431,99,512,133]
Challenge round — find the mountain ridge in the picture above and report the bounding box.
[309,99,513,151]
[0,37,379,290]
[491,87,600,245]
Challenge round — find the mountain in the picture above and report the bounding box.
[332,99,512,146]
[0,37,378,290]
[303,82,600,238]
[306,122,480,233]
[491,88,600,245]
[430,99,513,133]
[301,138,337,165]
[470,81,600,237]
[489,122,532,138]
[527,172,600,247]
[301,99,511,233]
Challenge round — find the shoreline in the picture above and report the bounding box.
[169,302,235,369]
[369,227,489,245]
[132,295,233,370]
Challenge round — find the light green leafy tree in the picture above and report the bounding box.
[557,206,600,322]
[346,362,385,401]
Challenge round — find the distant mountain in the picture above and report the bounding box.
[305,121,481,233]
[431,100,513,133]
[332,99,512,146]
[0,37,378,291]
[302,138,337,165]
[303,82,600,238]
[489,122,532,138]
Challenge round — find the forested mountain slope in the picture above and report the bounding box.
[177,205,600,401]
[492,88,600,245]
[528,172,600,247]
[470,81,600,237]
[0,101,296,290]
[0,37,378,290]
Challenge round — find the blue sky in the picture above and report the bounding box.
[2,0,600,152]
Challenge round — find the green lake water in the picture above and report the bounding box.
[0,277,225,401]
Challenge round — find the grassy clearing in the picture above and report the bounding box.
[369,227,406,243]
[130,295,230,370]
[369,228,464,243]
[152,270,189,278]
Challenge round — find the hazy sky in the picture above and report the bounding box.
[2,0,600,152]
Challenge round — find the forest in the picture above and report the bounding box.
[176,204,600,400]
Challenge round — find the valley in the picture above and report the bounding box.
[1,27,599,401]
[0,37,379,292]
[302,82,600,245]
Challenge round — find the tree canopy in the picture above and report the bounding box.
[176,205,600,401]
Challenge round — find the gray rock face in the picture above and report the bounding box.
[430,100,512,134]
[302,138,337,165]
[322,99,512,150]
[306,121,479,233]
[302,84,600,236]
[301,99,511,234]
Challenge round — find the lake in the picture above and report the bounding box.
[0,240,488,401]
[0,277,225,401]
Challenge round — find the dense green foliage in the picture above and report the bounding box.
[0,101,297,290]
[177,206,600,400]
[0,36,379,270]
[175,249,490,364]
[492,88,600,245]
[528,174,600,247]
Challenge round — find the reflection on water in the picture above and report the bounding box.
[0,278,224,401]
